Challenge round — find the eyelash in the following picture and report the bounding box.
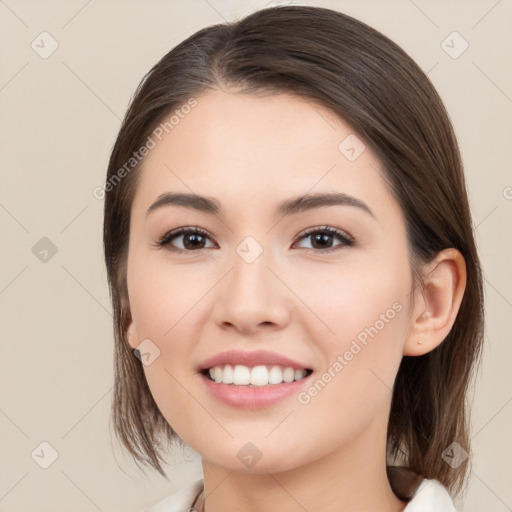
[154,225,355,254]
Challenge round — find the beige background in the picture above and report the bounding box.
[1,0,511,510]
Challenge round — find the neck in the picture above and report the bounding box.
[199,401,408,512]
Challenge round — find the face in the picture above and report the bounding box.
[125,89,418,473]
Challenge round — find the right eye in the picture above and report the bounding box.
[154,227,217,253]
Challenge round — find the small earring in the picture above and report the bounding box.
[418,339,424,345]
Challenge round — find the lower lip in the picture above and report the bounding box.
[199,372,313,409]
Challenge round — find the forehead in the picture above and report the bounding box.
[131,89,399,222]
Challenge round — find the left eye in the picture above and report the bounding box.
[293,226,354,252]
[155,226,354,253]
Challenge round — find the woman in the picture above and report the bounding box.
[103,6,484,511]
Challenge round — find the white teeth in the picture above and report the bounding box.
[223,364,234,384]
[250,365,268,386]
[213,366,223,383]
[233,365,251,385]
[294,369,307,380]
[268,366,283,385]
[206,364,310,385]
[283,367,295,383]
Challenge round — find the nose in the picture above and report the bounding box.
[211,248,291,336]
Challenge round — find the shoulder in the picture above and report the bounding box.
[139,478,204,512]
[403,479,458,512]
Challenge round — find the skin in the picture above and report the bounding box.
[125,88,466,512]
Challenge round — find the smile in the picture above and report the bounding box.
[197,349,315,408]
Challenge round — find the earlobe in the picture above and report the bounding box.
[403,248,467,356]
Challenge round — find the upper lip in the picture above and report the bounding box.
[198,349,312,371]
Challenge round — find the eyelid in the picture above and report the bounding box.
[294,225,354,245]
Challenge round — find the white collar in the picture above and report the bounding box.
[141,477,457,512]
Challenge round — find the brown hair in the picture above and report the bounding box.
[103,5,484,500]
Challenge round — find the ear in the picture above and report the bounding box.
[121,291,139,350]
[403,248,467,356]
[126,318,140,350]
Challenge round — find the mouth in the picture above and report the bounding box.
[198,354,316,408]
[201,364,314,387]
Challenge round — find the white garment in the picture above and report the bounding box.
[139,477,457,512]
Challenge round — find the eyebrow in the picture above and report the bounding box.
[146,191,375,219]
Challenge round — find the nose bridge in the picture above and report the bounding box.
[232,244,270,298]
[213,236,290,332]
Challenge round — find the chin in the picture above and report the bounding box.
[198,444,307,475]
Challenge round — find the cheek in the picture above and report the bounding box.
[298,253,411,343]
[127,255,212,437]
[127,252,207,341]
[296,258,410,408]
